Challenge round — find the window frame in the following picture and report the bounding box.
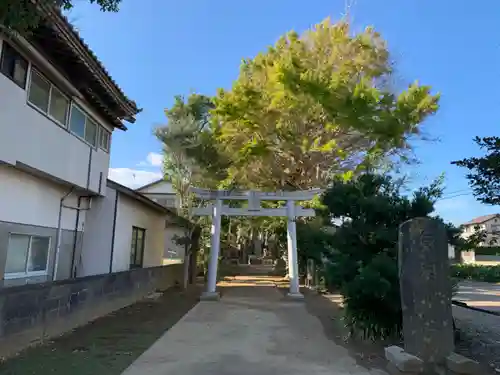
[0,41,29,89]
[6,46,111,150]
[4,233,51,279]
[85,116,98,147]
[99,126,111,152]
[69,104,100,148]
[130,226,146,269]
[27,68,70,129]
[49,84,70,126]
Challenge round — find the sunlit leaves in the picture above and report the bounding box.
[212,18,440,190]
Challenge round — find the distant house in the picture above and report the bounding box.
[135,179,180,211]
[136,179,187,262]
[461,214,500,246]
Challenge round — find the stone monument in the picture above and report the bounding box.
[398,217,454,367]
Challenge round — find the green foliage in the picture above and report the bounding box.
[474,246,500,256]
[296,220,335,271]
[156,94,228,194]
[322,173,446,340]
[1,0,122,33]
[451,264,500,283]
[158,19,441,280]
[211,19,439,189]
[452,136,500,205]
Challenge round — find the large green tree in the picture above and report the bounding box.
[452,136,500,205]
[210,19,440,190]
[1,0,122,33]
[155,94,216,213]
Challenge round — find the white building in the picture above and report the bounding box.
[461,214,500,246]
[135,179,187,262]
[135,179,180,211]
[0,8,188,286]
[80,180,189,277]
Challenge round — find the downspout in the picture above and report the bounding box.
[69,196,82,278]
[109,190,119,273]
[53,188,74,281]
[55,147,93,281]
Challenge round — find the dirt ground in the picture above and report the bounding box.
[453,306,500,373]
[303,288,499,375]
[302,290,392,370]
[2,267,498,375]
[0,285,202,375]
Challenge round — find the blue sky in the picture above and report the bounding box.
[69,0,500,225]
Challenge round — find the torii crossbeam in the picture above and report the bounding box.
[190,188,322,300]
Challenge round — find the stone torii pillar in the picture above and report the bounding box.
[190,188,322,301]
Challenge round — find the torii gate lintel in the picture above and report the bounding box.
[190,188,322,301]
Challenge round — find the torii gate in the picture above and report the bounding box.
[190,187,322,300]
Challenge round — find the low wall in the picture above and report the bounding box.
[0,264,184,357]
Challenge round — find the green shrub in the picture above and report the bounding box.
[320,174,453,340]
[474,246,500,256]
[451,264,500,282]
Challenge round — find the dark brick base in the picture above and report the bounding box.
[0,264,183,357]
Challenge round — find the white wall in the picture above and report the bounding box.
[112,194,165,272]
[79,186,116,277]
[0,37,113,195]
[0,164,84,230]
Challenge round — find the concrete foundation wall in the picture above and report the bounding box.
[0,264,184,358]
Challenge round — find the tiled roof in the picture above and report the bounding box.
[462,214,500,226]
[38,3,141,123]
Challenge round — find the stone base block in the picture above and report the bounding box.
[387,362,420,375]
[385,346,423,373]
[200,291,220,301]
[446,353,480,375]
[285,292,305,301]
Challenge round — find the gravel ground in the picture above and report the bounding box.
[453,305,500,373]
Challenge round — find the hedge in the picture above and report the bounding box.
[450,264,500,283]
[474,246,500,256]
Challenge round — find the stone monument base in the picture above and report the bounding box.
[385,346,480,375]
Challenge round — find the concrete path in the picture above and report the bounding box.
[456,280,500,312]
[121,276,385,375]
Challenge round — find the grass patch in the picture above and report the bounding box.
[451,264,500,283]
[0,285,201,375]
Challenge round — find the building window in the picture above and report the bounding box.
[85,117,98,146]
[28,69,70,127]
[49,86,69,125]
[157,198,176,207]
[99,127,111,152]
[5,234,50,277]
[130,227,145,268]
[28,70,51,112]
[69,105,86,138]
[69,105,99,147]
[0,42,28,88]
